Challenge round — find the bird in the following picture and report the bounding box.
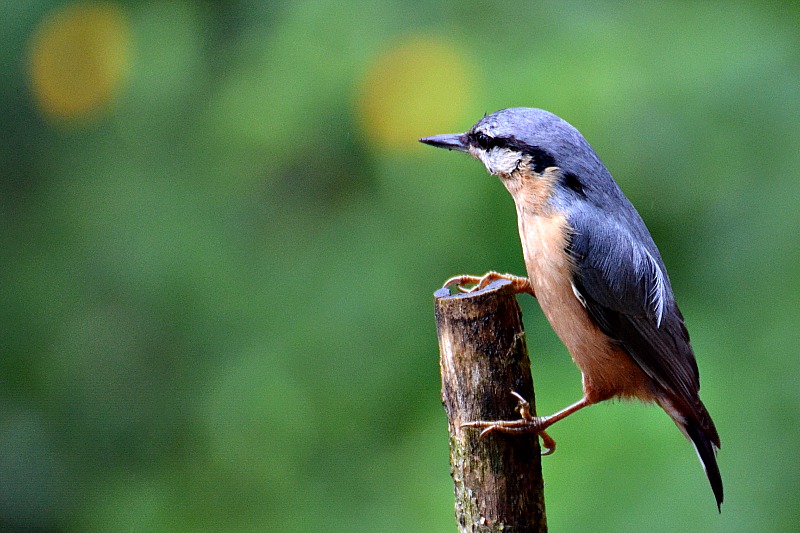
[420,108,723,510]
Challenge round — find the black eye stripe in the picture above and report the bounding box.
[523,145,557,173]
[468,131,511,151]
[469,131,494,150]
[468,132,557,173]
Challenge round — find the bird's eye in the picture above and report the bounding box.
[472,131,493,150]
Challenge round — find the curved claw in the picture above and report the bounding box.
[461,390,557,455]
[442,275,483,292]
[539,430,556,456]
[442,272,535,296]
[478,426,496,439]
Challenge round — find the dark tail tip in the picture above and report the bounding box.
[685,419,723,511]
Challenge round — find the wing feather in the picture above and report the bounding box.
[567,206,701,405]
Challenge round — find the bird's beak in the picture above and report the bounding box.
[419,133,469,153]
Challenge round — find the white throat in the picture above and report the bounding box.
[470,146,522,177]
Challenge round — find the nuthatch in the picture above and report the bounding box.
[420,108,722,510]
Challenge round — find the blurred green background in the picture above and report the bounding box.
[2,1,799,531]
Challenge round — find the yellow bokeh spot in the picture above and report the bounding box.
[357,35,476,151]
[28,2,131,121]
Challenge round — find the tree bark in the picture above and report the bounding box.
[434,279,547,533]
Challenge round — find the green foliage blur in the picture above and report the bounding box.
[2,1,799,531]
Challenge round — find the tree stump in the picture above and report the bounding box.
[434,279,547,533]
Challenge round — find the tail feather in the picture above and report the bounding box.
[684,416,723,511]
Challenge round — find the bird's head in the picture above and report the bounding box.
[420,108,610,200]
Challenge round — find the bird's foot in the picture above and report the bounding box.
[442,272,535,297]
[461,391,556,455]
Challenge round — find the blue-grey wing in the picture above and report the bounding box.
[567,206,701,405]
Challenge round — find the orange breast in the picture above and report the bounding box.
[509,175,654,403]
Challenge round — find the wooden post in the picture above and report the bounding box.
[434,279,547,533]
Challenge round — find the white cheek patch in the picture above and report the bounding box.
[472,147,521,177]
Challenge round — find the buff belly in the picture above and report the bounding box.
[518,210,654,403]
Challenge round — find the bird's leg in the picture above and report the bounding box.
[442,271,535,297]
[461,392,590,456]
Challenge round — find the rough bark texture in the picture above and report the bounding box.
[434,280,547,533]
